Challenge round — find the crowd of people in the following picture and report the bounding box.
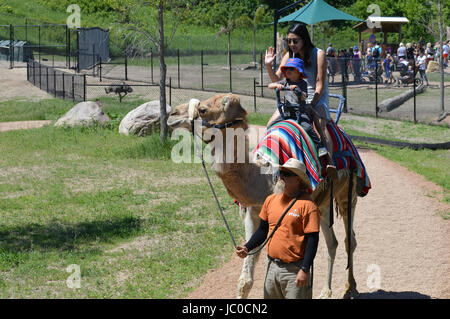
[324,39,449,86]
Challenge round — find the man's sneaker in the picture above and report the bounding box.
[318,147,328,158]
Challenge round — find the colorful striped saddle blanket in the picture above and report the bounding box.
[252,119,371,197]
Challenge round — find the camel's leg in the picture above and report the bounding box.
[337,176,359,299]
[237,205,261,299]
[318,205,338,299]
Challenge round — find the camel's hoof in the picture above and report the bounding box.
[319,288,332,299]
[342,288,359,299]
[237,278,252,299]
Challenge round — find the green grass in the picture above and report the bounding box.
[0,101,245,298]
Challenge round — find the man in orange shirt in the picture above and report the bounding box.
[236,158,320,299]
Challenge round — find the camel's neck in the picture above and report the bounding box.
[209,123,274,207]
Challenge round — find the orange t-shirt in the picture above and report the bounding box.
[259,193,320,263]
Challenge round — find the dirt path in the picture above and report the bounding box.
[0,120,52,132]
[188,148,450,299]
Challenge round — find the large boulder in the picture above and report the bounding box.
[55,101,110,127]
[119,100,171,136]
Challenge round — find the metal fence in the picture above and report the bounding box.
[27,60,86,101]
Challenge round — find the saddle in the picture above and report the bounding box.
[252,119,371,197]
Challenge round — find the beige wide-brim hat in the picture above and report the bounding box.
[277,158,311,189]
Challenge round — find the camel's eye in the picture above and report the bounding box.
[199,108,207,114]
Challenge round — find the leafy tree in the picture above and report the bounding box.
[115,0,188,142]
[236,5,268,63]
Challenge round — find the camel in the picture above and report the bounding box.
[173,93,365,299]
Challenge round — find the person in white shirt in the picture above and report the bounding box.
[397,43,406,60]
[416,51,429,86]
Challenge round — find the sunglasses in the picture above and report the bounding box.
[279,170,297,178]
[287,38,300,44]
[284,67,296,71]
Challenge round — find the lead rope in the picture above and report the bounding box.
[191,119,300,253]
[192,120,238,248]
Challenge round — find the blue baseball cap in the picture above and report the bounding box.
[280,58,307,78]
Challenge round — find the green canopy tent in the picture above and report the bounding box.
[274,0,363,50]
[278,0,363,25]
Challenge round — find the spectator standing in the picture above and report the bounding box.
[326,43,337,83]
[397,42,407,60]
[351,46,362,82]
[406,43,415,65]
[425,43,434,64]
[382,53,394,84]
[371,42,382,62]
[443,41,449,67]
[416,51,429,86]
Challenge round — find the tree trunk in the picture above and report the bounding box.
[227,31,231,69]
[158,0,168,142]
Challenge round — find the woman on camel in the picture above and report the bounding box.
[264,23,337,180]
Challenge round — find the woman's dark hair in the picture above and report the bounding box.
[287,23,315,67]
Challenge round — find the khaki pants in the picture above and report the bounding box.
[264,256,312,299]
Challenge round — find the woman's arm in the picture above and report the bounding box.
[310,49,327,108]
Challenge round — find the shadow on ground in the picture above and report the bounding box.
[0,216,142,252]
[359,289,431,299]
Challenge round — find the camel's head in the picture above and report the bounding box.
[191,93,248,128]
[167,102,195,131]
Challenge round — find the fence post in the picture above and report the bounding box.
[72,74,75,101]
[375,61,378,118]
[65,25,69,68]
[150,48,153,83]
[46,66,49,93]
[83,74,87,101]
[33,61,35,86]
[201,50,204,91]
[38,25,41,64]
[9,24,13,69]
[413,66,417,123]
[177,49,180,88]
[342,57,348,113]
[253,78,257,113]
[125,50,128,81]
[260,52,264,97]
[99,58,102,82]
[169,77,172,107]
[62,73,65,99]
[54,69,56,96]
[39,62,42,89]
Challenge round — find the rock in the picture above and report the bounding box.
[55,101,110,127]
[119,100,171,136]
